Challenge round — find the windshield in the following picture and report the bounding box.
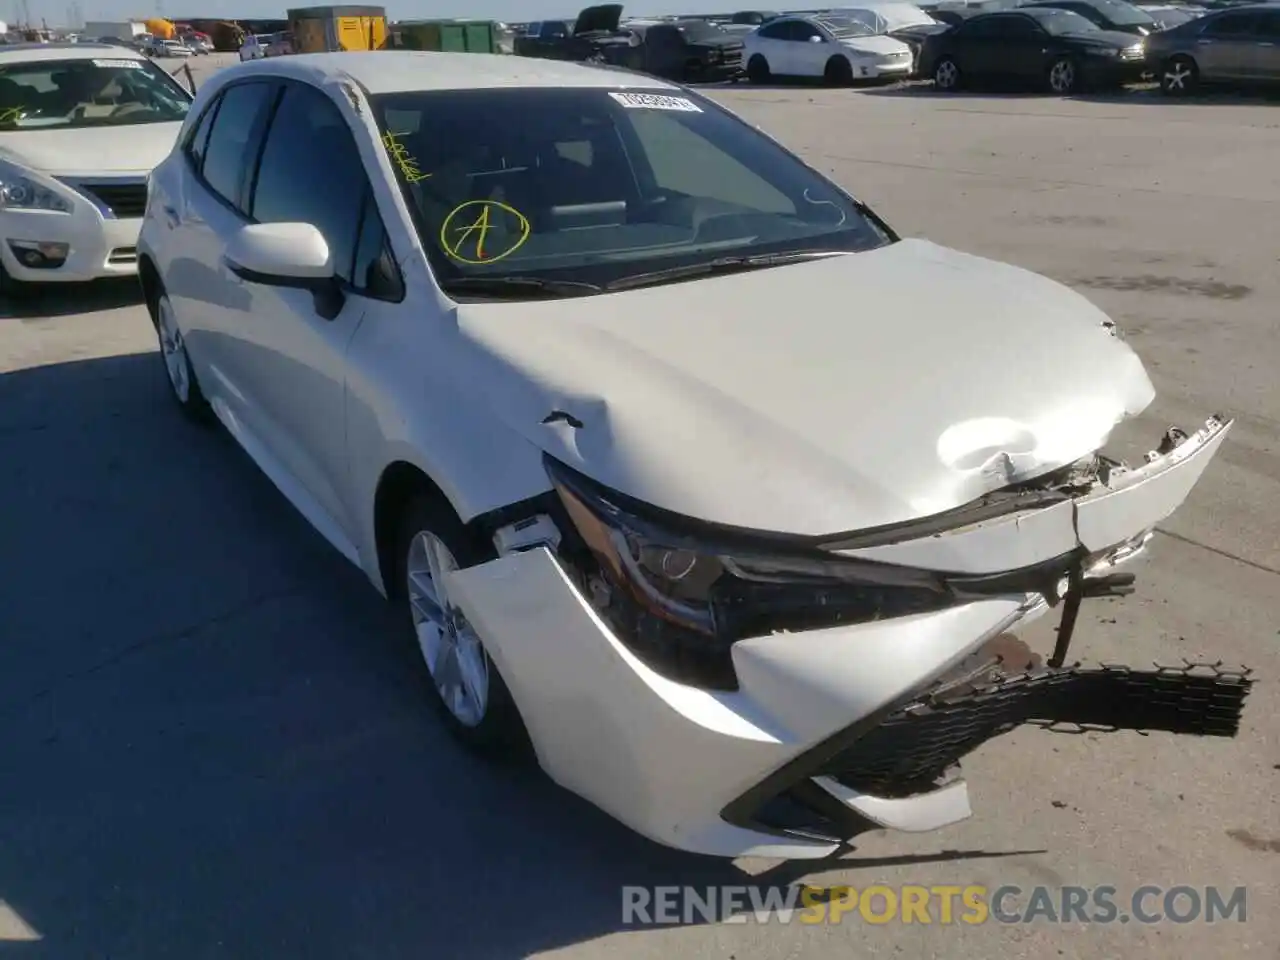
[677,20,729,39]
[816,15,877,36]
[372,88,889,291]
[0,57,190,130]
[1037,9,1102,32]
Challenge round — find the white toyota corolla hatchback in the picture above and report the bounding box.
[137,51,1249,860]
[0,42,192,295]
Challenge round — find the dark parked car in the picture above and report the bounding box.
[1021,0,1168,35]
[512,19,577,57]
[513,5,634,61]
[619,19,745,80]
[1144,3,1280,93]
[918,7,1148,91]
[928,6,984,25]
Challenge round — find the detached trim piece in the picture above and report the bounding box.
[722,660,1253,843]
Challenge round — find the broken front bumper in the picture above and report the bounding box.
[444,416,1248,859]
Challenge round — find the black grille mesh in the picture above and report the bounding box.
[823,661,1254,798]
[79,182,147,218]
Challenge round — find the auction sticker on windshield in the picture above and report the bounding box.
[608,92,702,112]
[92,59,144,68]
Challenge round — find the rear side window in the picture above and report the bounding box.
[199,81,276,211]
[249,83,369,286]
[1204,12,1259,36]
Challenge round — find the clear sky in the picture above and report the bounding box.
[32,0,771,27]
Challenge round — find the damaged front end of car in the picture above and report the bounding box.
[446,413,1250,856]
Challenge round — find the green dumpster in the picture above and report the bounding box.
[391,19,501,53]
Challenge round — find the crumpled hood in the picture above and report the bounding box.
[841,34,913,57]
[0,121,182,175]
[452,238,1156,536]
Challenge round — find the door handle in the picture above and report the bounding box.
[1197,38,1214,44]
[1259,41,1276,47]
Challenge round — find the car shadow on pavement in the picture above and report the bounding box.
[0,278,144,320]
[0,351,1044,959]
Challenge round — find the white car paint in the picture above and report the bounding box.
[138,51,1235,860]
[0,43,190,283]
[743,13,915,79]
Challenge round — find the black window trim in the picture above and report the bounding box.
[185,77,278,222]
[241,76,405,306]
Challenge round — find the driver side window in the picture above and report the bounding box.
[791,22,823,42]
[248,82,400,298]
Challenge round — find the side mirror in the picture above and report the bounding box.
[224,222,345,319]
[809,34,825,42]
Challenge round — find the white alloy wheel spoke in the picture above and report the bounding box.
[405,530,490,727]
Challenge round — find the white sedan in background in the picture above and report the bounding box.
[0,41,192,295]
[239,35,268,61]
[137,50,1245,860]
[743,12,915,83]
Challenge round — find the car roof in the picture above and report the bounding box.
[217,50,683,94]
[0,42,145,64]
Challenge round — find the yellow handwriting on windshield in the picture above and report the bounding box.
[381,131,431,182]
[0,106,27,125]
[440,200,531,265]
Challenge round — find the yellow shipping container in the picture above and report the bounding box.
[286,5,387,52]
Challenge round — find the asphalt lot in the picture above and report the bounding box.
[1,53,1276,959]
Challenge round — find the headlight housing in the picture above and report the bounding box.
[0,164,73,213]
[544,455,1075,690]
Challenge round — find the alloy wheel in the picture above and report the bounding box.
[406,531,490,727]
[1163,59,1194,94]
[934,59,959,90]
[1048,58,1076,94]
[156,296,190,403]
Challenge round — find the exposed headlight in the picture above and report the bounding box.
[0,166,73,213]
[1092,47,1121,57]
[544,455,1068,690]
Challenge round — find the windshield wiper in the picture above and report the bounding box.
[438,276,603,299]
[605,250,852,292]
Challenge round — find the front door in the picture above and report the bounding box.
[224,80,397,546]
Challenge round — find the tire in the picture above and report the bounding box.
[824,55,854,86]
[1160,55,1197,96]
[1047,56,1079,95]
[933,55,961,91]
[746,54,771,84]
[153,291,214,424]
[394,494,529,757]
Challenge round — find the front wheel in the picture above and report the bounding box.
[824,55,854,86]
[746,54,771,84]
[933,56,961,91]
[1047,56,1079,95]
[395,496,529,756]
[1160,55,1197,96]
